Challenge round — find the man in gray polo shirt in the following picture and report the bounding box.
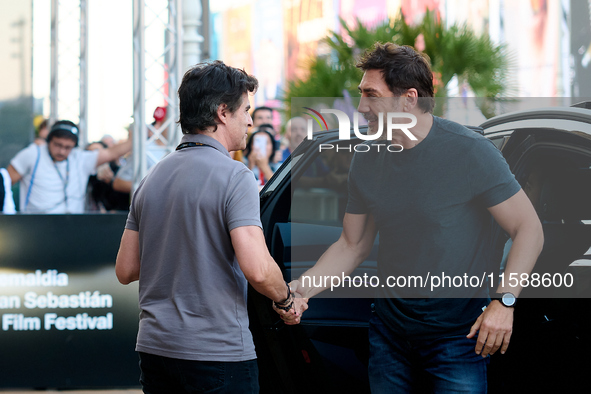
[116,60,306,393]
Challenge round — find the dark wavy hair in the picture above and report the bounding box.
[356,43,435,113]
[178,60,258,134]
[244,129,277,163]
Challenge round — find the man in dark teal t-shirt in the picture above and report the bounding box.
[347,114,522,342]
[292,43,544,393]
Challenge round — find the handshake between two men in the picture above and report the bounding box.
[271,279,309,325]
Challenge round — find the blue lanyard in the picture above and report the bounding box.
[53,158,69,208]
[24,145,42,211]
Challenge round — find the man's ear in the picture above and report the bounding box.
[404,88,419,111]
[217,103,229,125]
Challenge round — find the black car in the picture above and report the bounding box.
[249,101,591,393]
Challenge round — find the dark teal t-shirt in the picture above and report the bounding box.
[346,116,521,340]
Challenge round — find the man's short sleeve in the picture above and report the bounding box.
[345,154,368,214]
[225,168,262,231]
[126,202,139,231]
[10,144,38,177]
[81,149,100,175]
[125,177,146,232]
[468,139,521,208]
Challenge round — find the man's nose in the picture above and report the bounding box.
[357,96,370,113]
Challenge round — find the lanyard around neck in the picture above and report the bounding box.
[176,142,215,151]
[53,158,69,208]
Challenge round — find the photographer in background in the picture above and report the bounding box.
[244,129,278,187]
[7,120,132,213]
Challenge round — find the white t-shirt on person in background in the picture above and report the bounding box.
[11,143,99,214]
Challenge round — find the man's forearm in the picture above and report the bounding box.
[231,226,291,303]
[7,165,22,185]
[497,221,544,297]
[99,139,132,166]
[112,177,132,193]
[488,190,544,298]
[295,237,368,299]
[246,256,291,303]
[110,139,132,160]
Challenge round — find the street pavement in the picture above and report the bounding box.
[2,391,141,393]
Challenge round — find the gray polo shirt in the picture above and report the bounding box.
[126,133,261,361]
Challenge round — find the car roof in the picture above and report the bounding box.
[481,106,591,135]
[306,106,591,140]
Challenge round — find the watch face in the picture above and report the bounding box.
[502,292,516,307]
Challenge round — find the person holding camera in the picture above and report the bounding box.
[244,128,278,187]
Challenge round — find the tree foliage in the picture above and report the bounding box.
[282,10,513,118]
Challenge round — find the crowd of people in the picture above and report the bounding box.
[1,119,132,214]
[0,104,307,214]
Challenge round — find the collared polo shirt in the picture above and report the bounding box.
[126,133,261,361]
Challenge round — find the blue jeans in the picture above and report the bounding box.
[138,352,259,394]
[368,315,488,393]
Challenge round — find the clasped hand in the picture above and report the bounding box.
[272,281,308,325]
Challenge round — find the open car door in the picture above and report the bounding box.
[250,130,374,394]
[483,106,591,393]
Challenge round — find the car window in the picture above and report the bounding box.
[484,129,514,150]
[496,149,591,297]
[489,136,505,150]
[263,154,298,194]
[290,142,356,227]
